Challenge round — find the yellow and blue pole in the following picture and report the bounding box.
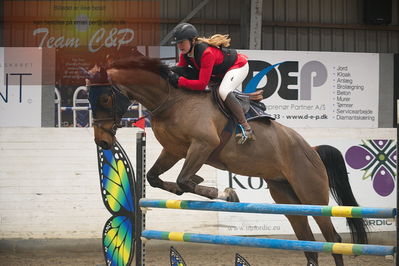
[139,199,396,218]
[142,230,395,257]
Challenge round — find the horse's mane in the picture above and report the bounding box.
[108,56,170,80]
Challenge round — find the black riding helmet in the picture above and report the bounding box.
[171,23,198,44]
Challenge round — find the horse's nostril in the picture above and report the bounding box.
[98,141,111,150]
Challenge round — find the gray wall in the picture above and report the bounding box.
[379,54,395,127]
[160,0,399,53]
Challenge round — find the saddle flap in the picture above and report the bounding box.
[211,86,273,121]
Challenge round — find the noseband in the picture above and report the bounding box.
[89,84,131,136]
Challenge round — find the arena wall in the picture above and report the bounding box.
[0,127,395,239]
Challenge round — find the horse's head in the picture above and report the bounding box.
[83,65,131,150]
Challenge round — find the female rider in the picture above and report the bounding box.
[168,23,255,144]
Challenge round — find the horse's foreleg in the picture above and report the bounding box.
[176,141,239,202]
[147,149,184,195]
[147,149,205,195]
[175,141,213,193]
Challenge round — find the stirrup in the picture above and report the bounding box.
[235,125,256,144]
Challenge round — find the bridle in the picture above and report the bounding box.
[89,83,131,137]
[89,79,174,137]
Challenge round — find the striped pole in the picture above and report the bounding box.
[139,199,396,218]
[142,230,395,257]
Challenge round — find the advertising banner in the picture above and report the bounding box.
[4,1,160,86]
[217,138,396,235]
[3,0,161,126]
[240,50,379,128]
[0,48,43,127]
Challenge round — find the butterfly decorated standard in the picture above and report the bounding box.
[170,246,187,266]
[235,253,251,266]
[97,140,136,266]
[169,246,251,266]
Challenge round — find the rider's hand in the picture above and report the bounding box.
[168,71,180,88]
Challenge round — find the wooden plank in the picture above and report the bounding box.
[249,0,263,49]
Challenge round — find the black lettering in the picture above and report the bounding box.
[229,173,247,189]
[278,61,298,100]
[247,177,264,189]
[10,73,32,103]
[244,60,278,99]
[0,73,9,102]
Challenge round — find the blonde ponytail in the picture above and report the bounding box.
[197,34,231,47]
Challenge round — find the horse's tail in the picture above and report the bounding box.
[315,144,368,244]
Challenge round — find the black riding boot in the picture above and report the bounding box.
[224,92,256,144]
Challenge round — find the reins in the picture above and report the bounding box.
[146,80,173,117]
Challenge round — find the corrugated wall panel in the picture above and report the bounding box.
[4,1,161,47]
[320,0,332,23]
[390,31,399,50]
[320,29,332,51]
[2,0,398,53]
[255,0,399,52]
[355,30,367,51]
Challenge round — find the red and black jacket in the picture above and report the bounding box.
[177,43,246,91]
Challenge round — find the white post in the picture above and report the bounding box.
[54,87,61,127]
[249,0,263,50]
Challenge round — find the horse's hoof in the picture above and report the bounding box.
[224,188,240,202]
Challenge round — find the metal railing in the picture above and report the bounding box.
[55,86,142,127]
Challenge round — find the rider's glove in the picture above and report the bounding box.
[168,71,180,88]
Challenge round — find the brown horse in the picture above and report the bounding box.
[87,56,367,266]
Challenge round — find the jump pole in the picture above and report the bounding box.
[141,230,395,257]
[139,199,396,218]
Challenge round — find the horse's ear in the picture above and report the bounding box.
[79,67,94,86]
[79,67,91,79]
[95,67,109,83]
[82,65,109,85]
[106,54,115,67]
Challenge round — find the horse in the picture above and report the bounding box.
[86,56,367,266]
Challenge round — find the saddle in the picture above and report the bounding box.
[209,82,275,123]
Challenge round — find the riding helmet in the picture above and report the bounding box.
[171,23,198,44]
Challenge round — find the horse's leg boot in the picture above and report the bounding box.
[224,92,256,144]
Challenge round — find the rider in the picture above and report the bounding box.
[168,23,255,144]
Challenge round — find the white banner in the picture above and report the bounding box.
[0,48,43,127]
[240,50,379,128]
[217,138,396,235]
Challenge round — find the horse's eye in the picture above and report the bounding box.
[100,96,111,105]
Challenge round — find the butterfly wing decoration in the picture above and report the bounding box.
[170,246,187,266]
[235,253,251,266]
[97,140,136,266]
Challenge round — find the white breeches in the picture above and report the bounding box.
[218,62,249,101]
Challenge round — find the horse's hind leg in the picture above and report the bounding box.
[312,216,343,266]
[267,179,319,266]
[286,163,344,265]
